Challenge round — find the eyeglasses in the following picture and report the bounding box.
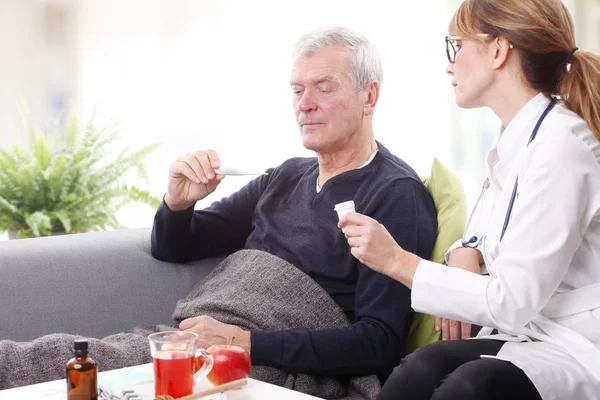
[445,33,492,64]
[445,36,462,64]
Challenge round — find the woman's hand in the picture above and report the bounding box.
[338,212,421,288]
[436,247,483,340]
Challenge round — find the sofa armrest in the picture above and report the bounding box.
[0,228,223,341]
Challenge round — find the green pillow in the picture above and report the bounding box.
[421,158,467,264]
[403,157,467,355]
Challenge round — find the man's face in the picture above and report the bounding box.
[290,46,367,153]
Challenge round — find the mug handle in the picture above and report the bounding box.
[193,349,214,384]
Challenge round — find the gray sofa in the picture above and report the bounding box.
[0,228,223,342]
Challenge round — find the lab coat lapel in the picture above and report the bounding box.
[483,94,554,264]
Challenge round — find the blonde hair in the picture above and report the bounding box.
[450,0,600,141]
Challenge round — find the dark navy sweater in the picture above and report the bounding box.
[151,143,437,379]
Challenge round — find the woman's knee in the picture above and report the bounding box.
[431,358,541,400]
[397,341,451,375]
[430,360,484,400]
[377,355,432,400]
[385,339,475,384]
[377,342,457,400]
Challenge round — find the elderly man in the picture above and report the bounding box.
[151,26,437,381]
[0,27,436,394]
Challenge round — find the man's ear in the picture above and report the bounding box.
[491,36,513,70]
[364,81,380,116]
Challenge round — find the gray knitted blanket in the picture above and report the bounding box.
[0,250,380,399]
[173,250,381,399]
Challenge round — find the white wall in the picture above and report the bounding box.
[0,0,44,148]
[1,0,595,235]
[73,0,453,228]
[0,0,77,148]
[571,0,600,51]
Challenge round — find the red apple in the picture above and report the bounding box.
[202,344,251,386]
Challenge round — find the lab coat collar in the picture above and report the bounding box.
[491,93,552,187]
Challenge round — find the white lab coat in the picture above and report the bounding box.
[412,93,600,400]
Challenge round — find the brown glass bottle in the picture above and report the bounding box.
[66,339,98,400]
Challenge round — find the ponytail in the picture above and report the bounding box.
[559,51,600,142]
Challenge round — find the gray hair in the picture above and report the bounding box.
[292,26,383,92]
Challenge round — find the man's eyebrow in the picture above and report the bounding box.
[313,76,337,86]
[290,76,337,87]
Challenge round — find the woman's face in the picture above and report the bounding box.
[446,38,495,109]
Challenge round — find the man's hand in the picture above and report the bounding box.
[436,316,472,341]
[164,149,225,211]
[436,247,483,340]
[179,315,251,355]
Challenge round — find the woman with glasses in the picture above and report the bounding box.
[338,0,600,399]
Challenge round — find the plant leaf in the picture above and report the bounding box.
[0,107,162,237]
[24,211,52,237]
[53,210,72,233]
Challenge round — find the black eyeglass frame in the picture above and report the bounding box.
[445,33,494,63]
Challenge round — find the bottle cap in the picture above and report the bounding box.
[74,339,88,352]
[334,200,355,233]
[334,200,355,213]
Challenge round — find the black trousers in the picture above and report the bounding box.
[377,339,542,400]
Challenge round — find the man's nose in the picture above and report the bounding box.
[446,63,454,76]
[298,90,317,113]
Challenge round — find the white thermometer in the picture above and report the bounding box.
[214,167,268,176]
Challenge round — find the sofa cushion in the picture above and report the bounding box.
[404,157,467,354]
[0,228,223,341]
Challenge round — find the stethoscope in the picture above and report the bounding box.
[461,97,558,248]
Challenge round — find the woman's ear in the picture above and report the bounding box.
[491,36,513,70]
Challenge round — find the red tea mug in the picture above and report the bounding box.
[148,331,214,398]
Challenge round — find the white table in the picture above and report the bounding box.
[0,363,323,399]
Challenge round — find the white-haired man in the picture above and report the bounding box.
[151,26,437,381]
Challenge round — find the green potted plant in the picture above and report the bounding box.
[0,111,161,239]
